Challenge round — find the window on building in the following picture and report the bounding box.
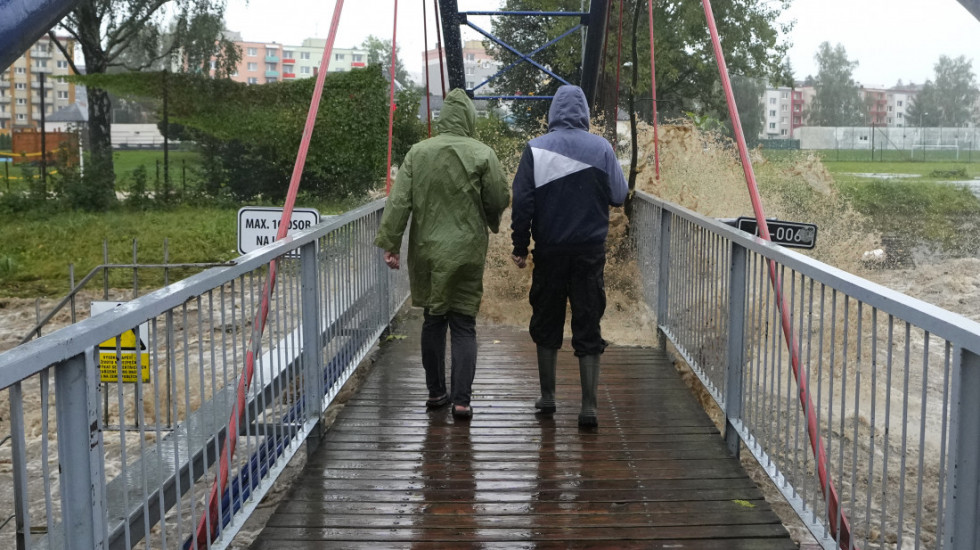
[283,50,294,58]
[466,66,474,75]
[466,53,475,61]
[888,106,893,111]
[335,53,345,61]
[466,80,475,88]
[247,47,257,56]
[15,83,25,90]
[57,91,69,99]
[247,62,258,71]
[781,92,789,98]
[284,64,294,72]
[16,98,26,105]
[301,66,311,74]
[897,113,903,119]
[15,67,25,74]
[56,60,69,69]
[897,100,903,107]
[769,122,776,129]
[35,60,47,68]
[769,110,776,117]
[794,116,801,124]
[781,104,787,111]
[267,77,278,83]
[266,63,276,71]
[780,129,788,136]
[888,118,893,124]
[301,52,311,60]
[266,48,277,56]
[17,113,26,121]
[769,97,776,104]
[247,77,258,84]
[353,54,363,62]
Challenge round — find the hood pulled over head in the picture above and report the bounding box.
[547,85,590,131]
[436,88,477,137]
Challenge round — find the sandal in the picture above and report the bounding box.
[426,394,450,409]
[452,404,473,419]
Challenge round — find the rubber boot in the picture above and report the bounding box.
[534,346,558,414]
[578,354,600,428]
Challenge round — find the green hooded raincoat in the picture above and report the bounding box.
[374,89,510,317]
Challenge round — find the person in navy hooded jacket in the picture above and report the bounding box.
[510,84,629,428]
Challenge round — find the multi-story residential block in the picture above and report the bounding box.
[885,85,918,127]
[860,87,889,125]
[424,40,500,95]
[0,35,77,134]
[221,34,367,85]
[762,86,794,139]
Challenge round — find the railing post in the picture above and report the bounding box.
[943,346,980,550]
[55,348,108,550]
[300,241,325,455]
[724,243,747,458]
[656,209,672,351]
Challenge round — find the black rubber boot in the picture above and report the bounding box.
[534,346,558,414]
[578,354,600,428]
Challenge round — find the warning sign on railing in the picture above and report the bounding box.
[91,301,150,384]
[98,329,149,383]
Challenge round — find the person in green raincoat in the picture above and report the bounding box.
[374,88,510,419]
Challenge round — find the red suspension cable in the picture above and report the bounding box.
[188,2,346,548]
[385,0,400,195]
[422,0,432,137]
[646,0,659,180]
[700,1,857,548]
[433,0,447,98]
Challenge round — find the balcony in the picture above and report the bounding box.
[283,73,296,79]
[265,55,279,63]
[265,70,279,78]
[32,49,52,58]
[282,58,295,64]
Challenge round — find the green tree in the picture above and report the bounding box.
[50,0,234,210]
[729,76,765,146]
[488,0,792,133]
[807,42,864,127]
[908,55,980,127]
[361,35,413,87]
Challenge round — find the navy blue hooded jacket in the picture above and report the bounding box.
[510,85,629,257]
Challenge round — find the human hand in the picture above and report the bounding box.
[384,251,400,270]
[511,255,527,269]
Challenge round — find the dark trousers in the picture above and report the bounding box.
[529,249,607,356]
[421,309,477,406]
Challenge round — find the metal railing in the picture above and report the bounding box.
[3,190,978,549]
[0,198,409,549]
[632,190,980,550]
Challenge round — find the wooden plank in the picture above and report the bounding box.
[250,316,795,549]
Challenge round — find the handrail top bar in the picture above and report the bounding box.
[474,95,555,100]
[636,190,980,353]
[461,11,587,17]
[0,198,387,389]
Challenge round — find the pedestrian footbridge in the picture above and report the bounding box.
[1,192,978,550]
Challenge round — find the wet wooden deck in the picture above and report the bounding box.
[251,310,795,549]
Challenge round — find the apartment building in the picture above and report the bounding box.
[424,40,500,95]
[0,35,77,134]
[762,86,794,139]
[222,34,367,84]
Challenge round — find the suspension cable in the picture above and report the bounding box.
[385,0,400,195]
[646,0,659,180]
[700,1,857,548]
[187,2,347,548]
[433,0,447,97]
[423,0,433,137]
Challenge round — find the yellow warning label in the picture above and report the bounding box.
[98,330,150,383]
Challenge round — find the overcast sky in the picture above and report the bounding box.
[224,0,980,88]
